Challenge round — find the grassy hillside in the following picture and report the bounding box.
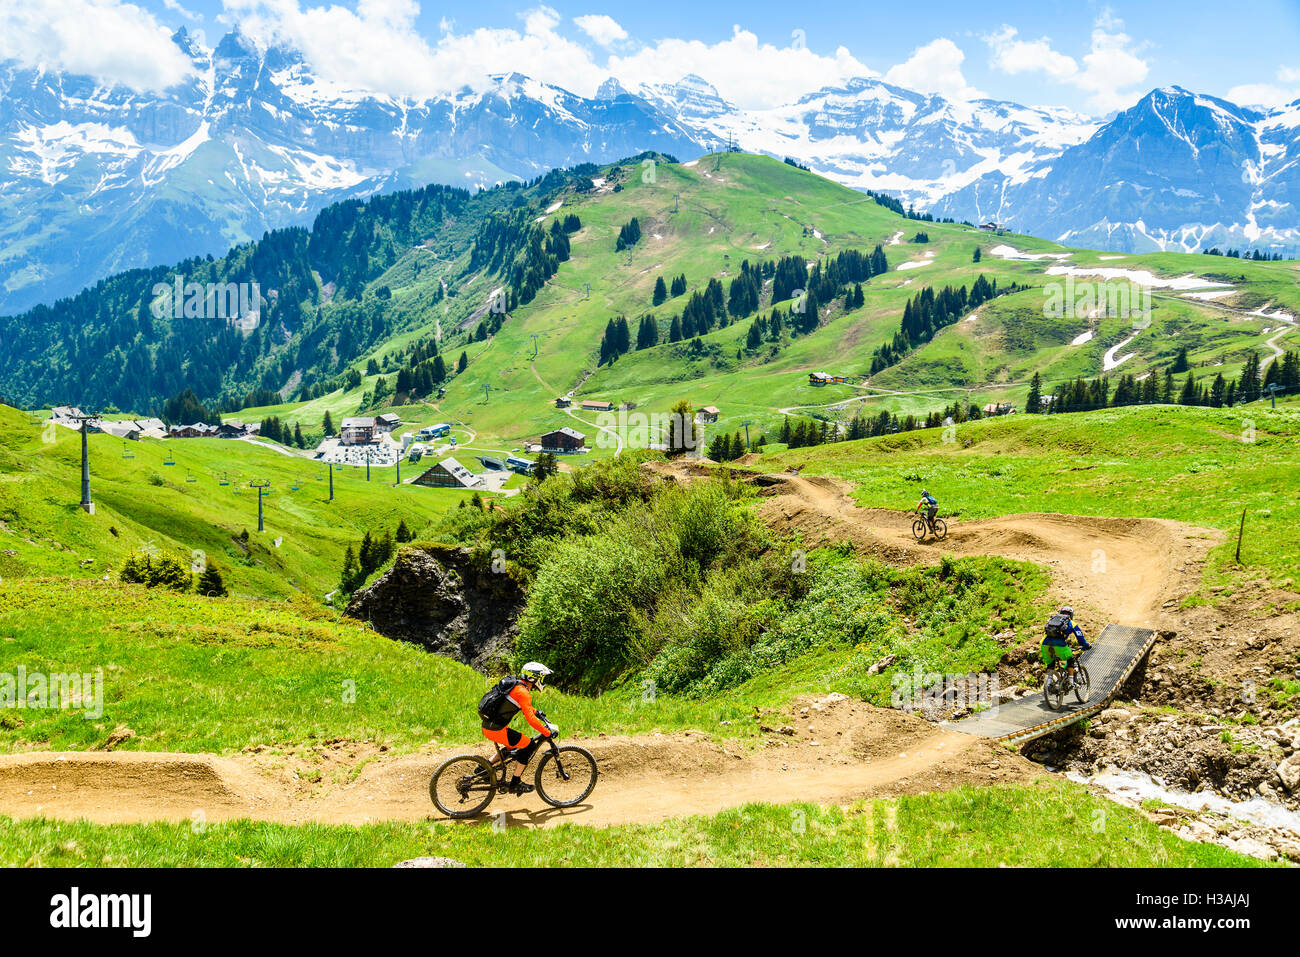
[232,153,1298,457]
[0,404,471,599]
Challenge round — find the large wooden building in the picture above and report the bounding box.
[539,427,586,452]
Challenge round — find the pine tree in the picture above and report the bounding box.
[322,410,335,436]
[395,519,412,543]
[1238,351,1261,403]
[457,352,468,374]
[1026,372,1042,414]
[652,276,667,306]
[196,563,228,598]
[533,452,558,482]
[340,546,362,593]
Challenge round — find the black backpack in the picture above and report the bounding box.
[1044,613,1071,640]
[477,676,520,726]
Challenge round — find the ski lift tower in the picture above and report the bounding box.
[69,411,98,514]
[249,480,271,532]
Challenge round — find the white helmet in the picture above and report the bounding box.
[520,662,553,688]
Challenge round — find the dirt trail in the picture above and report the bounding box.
[0,464,1218,831]
[0,696,1039,828]
[725,468,1219,629]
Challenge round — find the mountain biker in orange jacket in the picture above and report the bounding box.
[479,662,557,795]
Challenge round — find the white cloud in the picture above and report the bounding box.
[219,5,877,108]
[163,0,203,20]
[985,14,1149,113]
[985,25,1077,81]
[884,38,984,102]
[573,14,627,48]
[223,0,607,99]
[607,26,874,110]
[1228,68,1300,109]
[0,0,196,91]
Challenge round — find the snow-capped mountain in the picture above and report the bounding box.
[930,87,1300,253]
[0,28,703,313]
[3,27,1299,314]
[640,74,1099,207]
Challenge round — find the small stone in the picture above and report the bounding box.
[1277,754,1300,793]
[866,654,898,676]
[1225,838,1278,861]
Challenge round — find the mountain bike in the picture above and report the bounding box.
[429,712,598,818]
[912,510,948,542]
[1042,650,1091,711]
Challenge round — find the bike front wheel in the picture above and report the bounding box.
[534,745,598,808]
[1042,672,1063,711]
[912,518,928,541]
[1074,665,1091,704]
[430,754,497,818]
[931,518,947,541]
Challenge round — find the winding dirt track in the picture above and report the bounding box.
[740,469,1219,628]
[0,466,1220,830]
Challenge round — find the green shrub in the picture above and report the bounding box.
[119,553,192,591]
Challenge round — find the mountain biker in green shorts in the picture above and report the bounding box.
[1040,606,1091,675]
[916,489,938,528]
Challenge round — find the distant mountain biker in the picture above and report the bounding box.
[916,489,939,528]
[1041,606,1091,676]
[477,662,557,795]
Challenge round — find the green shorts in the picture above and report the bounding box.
[1040,643,1074,667]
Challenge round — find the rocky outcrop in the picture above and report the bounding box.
[344,545,525,671]
[1026,709,1300,808]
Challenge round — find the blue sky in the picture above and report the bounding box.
[6,0,1300,114]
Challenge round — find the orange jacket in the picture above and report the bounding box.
[507,682,551,736]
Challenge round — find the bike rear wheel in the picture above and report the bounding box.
[912,518,928,541]
[1074,665,1091,704]
[931,518,947,541]
[534,746,598,808]
[430,754,498,818]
